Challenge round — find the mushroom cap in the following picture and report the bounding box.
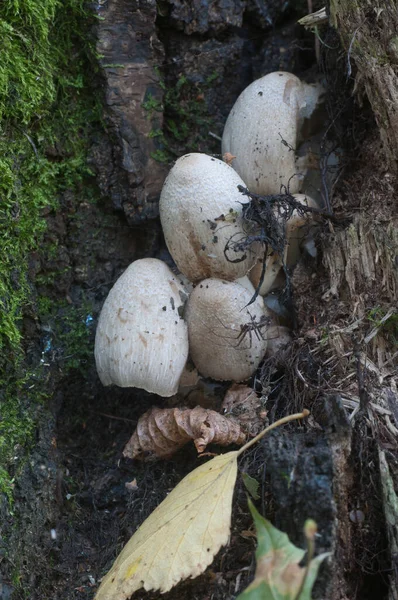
[159,153,259,283]
[249,252,285,296]
[222,72,326,197]
[94,258,189,397]
[298,82,325,140]
[185,279,269,381]
[235,275,257,294]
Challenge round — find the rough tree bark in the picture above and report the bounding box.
[319,2,398,598]
[330,0,398,171]
[92,0,167,221]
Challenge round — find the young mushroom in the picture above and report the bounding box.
[249,193,318,295]
[185,279,270,382]
[94,258,189,397]
[221,71,324,196]
[159,153,259,283]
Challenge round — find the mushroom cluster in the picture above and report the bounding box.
[94,70,324,404]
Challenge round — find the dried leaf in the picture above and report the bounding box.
[123,406,246,460]
[222,384,267,437]
[223,152,237,165]
[237,500,330,600]
[97,411,310,600]
[95,450,239,599]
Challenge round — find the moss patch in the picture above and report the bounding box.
[144,71,219,163]
[0,0,102,501]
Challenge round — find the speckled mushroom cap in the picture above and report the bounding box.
[222,72,324,196]
[185,279,269,382]
[159,153,259,283]
[94,258,189,397]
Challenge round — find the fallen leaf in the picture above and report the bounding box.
[96,411,310,600]
[125,479,138,492]
[95,451,239,599]
[223,152,237,165]
[123,405,246,460]
[221,384,267,437]
[236,500,330,600]
[241,473,260,500]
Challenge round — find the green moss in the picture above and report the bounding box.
[143,72,219,163]
[0,0,102,505]
[0,0,58,124]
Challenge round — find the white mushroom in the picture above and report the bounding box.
[94,258,189,397]
[235,275,257,294]
[185,279,269,381]
[222,72,324,195]
[249,193,318,295]
[249,252,285,296]
[159,153,259,283]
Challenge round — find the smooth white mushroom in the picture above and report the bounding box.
[222,72,324,196]
[159,153,259,283]
[249,252,285,296]
[94,258,189,397]
[235,275,257,294]
[185,279,269,381]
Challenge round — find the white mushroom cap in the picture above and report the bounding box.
[185,279,269,381]
[235,275,257,294]
[298,82,325,133]
[159,153,259,283]
[249,252,285,296]
[94,258,189,397]
[222,72,324,196]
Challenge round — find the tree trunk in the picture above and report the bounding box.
[316,2,398,598]
[330,0,398,171]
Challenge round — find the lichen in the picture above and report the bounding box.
[0,0,102,503]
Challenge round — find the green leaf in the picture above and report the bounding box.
[242,472,260,500]
[236,500,330,600]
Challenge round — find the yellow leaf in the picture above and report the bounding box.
[95,410,310,599]
[95,451,239,600]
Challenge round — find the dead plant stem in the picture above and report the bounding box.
[236,409,310,456]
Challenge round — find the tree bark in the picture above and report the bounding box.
[318,3,398,598]
[330,0,398,171]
